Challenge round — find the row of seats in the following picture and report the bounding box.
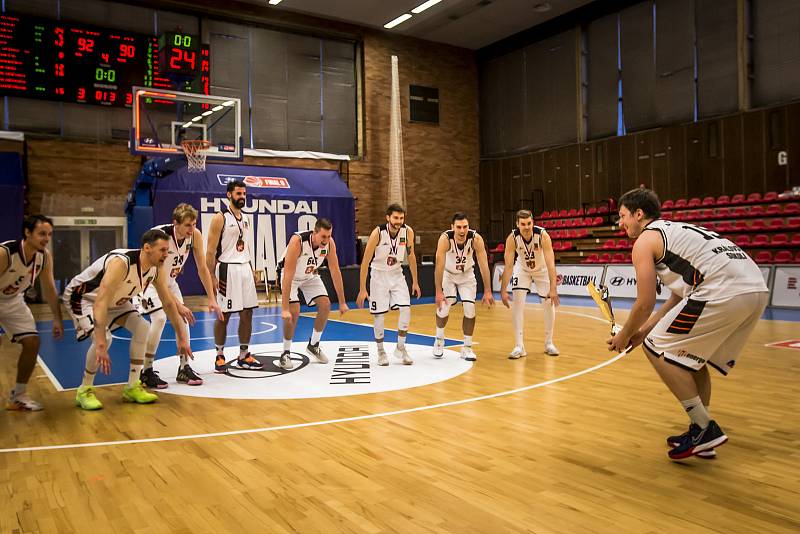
[552,241,573,251]
[703,218,800,232]
[582,249,800,264]
[601,239,632,250]
[734,234,800,247]
[539,205,609,219]
[540,216,605,229]
[548,228,590,239]
[661,191,790,209]
[583,252,631,264]
[663,203,800,220]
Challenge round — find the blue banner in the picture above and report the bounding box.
[0,153,24,242]
[152,163,356,295]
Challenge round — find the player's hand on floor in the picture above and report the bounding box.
[607,330,631,352]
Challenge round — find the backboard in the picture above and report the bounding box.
[130,86,242,160]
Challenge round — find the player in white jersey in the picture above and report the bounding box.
[357,203,421,366]
[63,229,194,410]
[0,215,63,411]
[608,188,769,460]
[433,213,494,361]
[138,203,222,389]
[278,218,349,369]
[206,180,263,373]
[500,209,561,358]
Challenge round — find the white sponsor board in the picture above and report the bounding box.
[154,342,472,400]
[604,265,672,300]
[554,265,605,296]
[771,267,800,308]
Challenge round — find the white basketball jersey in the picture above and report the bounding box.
[65,249,158,306]
[0,240,45,299]
[513,227,547,274]
[216,205,251,264]
[371,224,409,273]
[443,229,476,275]
[153,224,193,280]
[645,219,768,300]
[278,231,329,281]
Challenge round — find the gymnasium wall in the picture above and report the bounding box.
[4,0,479,257]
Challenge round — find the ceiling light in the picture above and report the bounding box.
[222,100,235,107]
[384,13,412,29]
[201,110,213,117]
[191,116,203,122]
[212,105,223,111]
[411,0,442,14]
[268,0,283,5]
[182,122,193,128]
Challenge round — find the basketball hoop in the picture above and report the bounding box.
[181,139,211,172]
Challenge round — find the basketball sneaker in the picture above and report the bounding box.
[544,342,560,356]
[394,346,413,365]
[176,364,203,386]
[236,353,264,370]
[214,354,227,373]
[508,345,527,359]
[432,338,444,359]
[377,348,389,366]
[6,392,43,411]
[461,346,477,362]
[279,351,294,370]
[122,381,158,404]
[140,367,168,389]
[668,420,727,460]
[75,386,103,410]
[667,424,717,459]
[306,342,329,364]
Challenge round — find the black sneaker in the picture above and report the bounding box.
[176,364,203,386]
[279,351,294,370]
[305,342,328,364]
[236,352,264,370]
[668,420,728,460]
[214,354,228,373]
[140,367,168,389]
[667,424,716,459]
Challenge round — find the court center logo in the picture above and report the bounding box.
[153,341,472,400]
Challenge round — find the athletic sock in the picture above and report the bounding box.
[310,329,322,345]
[681,396,711,428]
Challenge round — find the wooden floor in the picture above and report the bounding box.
[1,297,799,533]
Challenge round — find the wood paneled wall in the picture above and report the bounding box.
[480,103,800,243]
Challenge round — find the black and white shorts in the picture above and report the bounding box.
[288,275,328,306]
[0,295,38,342]
[216,262,258,313]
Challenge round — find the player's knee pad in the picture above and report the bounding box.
[462,301,476,319]
[373,313,385,339]
[436,300,451,318]
[398,306,410,331]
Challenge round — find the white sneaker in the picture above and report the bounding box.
[279,351,294,370]
[306,342,329,364]
[508,345,527,359]
[377,349,389,366]
[6,392,43,411]
[433,338,444,359]
[394,346,413,365]
[461,346,477,361]
[544,343,560,356]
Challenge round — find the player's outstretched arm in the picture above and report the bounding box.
[92,257,127,374]
[40,250,63,338]
[540,231,560,307]
[356,228,379,308]
[473,234,495,307]
[154,273,193,360]
[434,233,449,309]
[192,227,223,320]
[205,213,224,293]
[406,227,421,298]
[499,233,516,308]
[326,238,349,316]
[280,235,301,323]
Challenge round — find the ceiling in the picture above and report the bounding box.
[246,0,594,50]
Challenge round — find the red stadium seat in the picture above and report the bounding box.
[611,253,626,263]
[754,250,772,263]
[771,234,788,247]
[788,218,800,230]
[555,219,566,228]
[661,199,675,209]
[749,205,765,216]
[568,208,579,217]
[746,192,762,203]
[774,250,793,263]
[561,241,573,251]
[688,197,702,208]
[699,209,714,220]
[674,198,688,208]
[552,241,562,251]
[791,234,800,246]
[597,205,609,214]
[733,206,750,217]
[716,194,730,205]
[750,219,766,231]
[795,251,800,264]
[702,196,716,206]
[734,220,750,231]
[582,217,593,226]
[766,204,783,215]
[735,235,751,247]
[623,253,632,263]
[715,207,731,218]
[730,194,746,204]
[592,216,603,226]
[672,211,685,221]
[598,253,612,263]
[489,243,505,253]
[574,228,589,238]
[603,239,617,249]
[784,203,800,215]
[587,206,598,215]
[763,191,779,202]
[715,221,734,232]
[558,209,569,217]
[662,210,673,219]
[768,219,785,230]
[616,239,631,249]
[703,222,716,231]
[751,234,769,247]
[583,253,600,264]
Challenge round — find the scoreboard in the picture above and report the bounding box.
[0,12,209,107]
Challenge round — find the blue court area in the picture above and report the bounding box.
[37,305,462,390]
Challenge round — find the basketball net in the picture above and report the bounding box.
[388,55,406,207]
[181,139,211,173]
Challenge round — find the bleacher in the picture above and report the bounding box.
[535,191,800,265]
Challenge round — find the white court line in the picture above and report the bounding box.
[2,310,627,454]
[36,355,66,392]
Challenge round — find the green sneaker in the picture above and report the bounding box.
[75,386,103,410]
[122,381,158,404]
